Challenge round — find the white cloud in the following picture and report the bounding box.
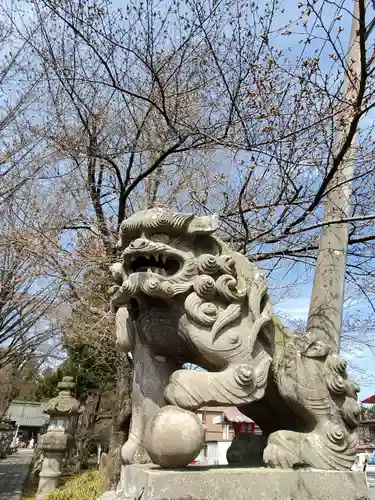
[275,297,311,321]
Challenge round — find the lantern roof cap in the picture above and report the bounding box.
[41,376,82,417]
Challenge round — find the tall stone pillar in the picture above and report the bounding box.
[307,1,360,353]
[35,376,81,500]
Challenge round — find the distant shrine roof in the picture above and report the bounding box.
[5,400,49,428]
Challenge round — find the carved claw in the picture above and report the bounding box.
[263,442,298,469]
[164,370,204,410]
[165,357,271,410]
[263,427,358,470]
[263,429,303,469]
[121,433,150,465]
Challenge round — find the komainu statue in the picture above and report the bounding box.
[109,208,360,471]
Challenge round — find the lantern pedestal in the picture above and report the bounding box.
[35,430,68,500]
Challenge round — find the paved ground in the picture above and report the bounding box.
[368,470,375,499]
[0,449,33,500]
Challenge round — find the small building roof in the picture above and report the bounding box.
[5,400,49,428]
[222,407,253,424]
[196,406,254,424]
[362,394,375,404]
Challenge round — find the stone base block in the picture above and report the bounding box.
[112,464,370,500]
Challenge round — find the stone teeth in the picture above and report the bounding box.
[161,254,167,264]
[147,268,152,273]
[145,255,151,260]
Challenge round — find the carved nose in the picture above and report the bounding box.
[129,238,148,250]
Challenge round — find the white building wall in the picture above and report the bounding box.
[207,441,218,465]
[202,441,231,465]
[217,441,231,465]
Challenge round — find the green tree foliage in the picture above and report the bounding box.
[367,405,375,420]
[32,341,116,403]
[33,367,65,401]
[62,343,115,402]
[361,404,375,421]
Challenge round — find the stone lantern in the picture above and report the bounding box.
[35,376,81,500]
[0,417,16,458]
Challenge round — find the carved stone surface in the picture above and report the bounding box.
[0,418,16,458]
[109,208,361,471]
[41,376,81,416]
[0,429,15,458]
[116,464,369,500]
[35,451,64,500]
[145,406,204,468]
[38,431,69,451]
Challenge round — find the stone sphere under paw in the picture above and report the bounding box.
[145,405,205,468]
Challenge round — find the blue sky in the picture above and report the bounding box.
[5,0,373,399]
[275,289,375,401]
[254,0,375,401]
[80,0,375,399]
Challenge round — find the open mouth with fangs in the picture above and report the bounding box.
[127,253,182,277]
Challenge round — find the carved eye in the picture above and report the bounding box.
[193,235,220,256]
[150,233,170,244]
[170,236,186,247]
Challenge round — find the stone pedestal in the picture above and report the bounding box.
[113,464,370,500]
[35,432,67,500]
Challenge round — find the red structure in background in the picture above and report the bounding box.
[232,422,256,435]
[362,394,375,404]
[359,394,375,453]
[222,407,259,436]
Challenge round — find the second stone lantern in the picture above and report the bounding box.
[35,376,82,500]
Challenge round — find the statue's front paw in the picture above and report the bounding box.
[121,433,150,465]
[263,440,298,469]
[164,370,203,410]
